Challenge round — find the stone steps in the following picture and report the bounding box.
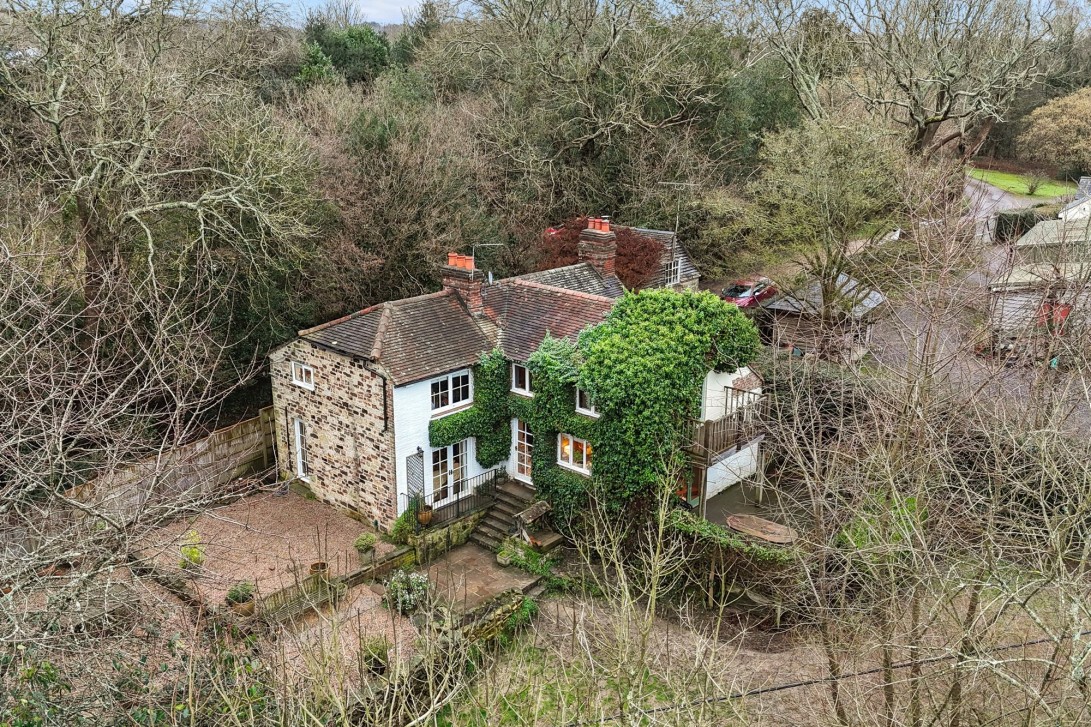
[468,480,535,551]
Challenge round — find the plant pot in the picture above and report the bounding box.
[366,656,387,676]
[496,552,513,567]
[230,600,256,617]
[309,561,329,575]
[416,508,433,526]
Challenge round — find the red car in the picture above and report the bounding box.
[720,278,776,308]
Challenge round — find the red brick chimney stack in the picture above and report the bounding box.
[578,216,617,277]
[442,252,484,315]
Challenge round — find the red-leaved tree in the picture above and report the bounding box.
[538,216,665,289]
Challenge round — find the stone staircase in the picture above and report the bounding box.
[469,480,535,551]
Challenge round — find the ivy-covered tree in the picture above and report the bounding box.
[577,289,760,505]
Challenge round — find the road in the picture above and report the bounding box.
[963,177,1034,221]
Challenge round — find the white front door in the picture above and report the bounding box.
[430,439,468,507]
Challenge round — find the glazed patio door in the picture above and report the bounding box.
[514,419,534,485]
[430,440,468,507]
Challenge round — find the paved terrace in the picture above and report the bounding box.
[426,543,537,611]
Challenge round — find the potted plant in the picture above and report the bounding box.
[178,529,205,572]
[360,635,391,676]
[496,542,515,567]
[225,581,256,616]
[412,495,433,526]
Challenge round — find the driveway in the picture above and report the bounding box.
[963,177,1034,221]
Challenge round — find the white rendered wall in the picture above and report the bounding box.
[705,440,761,499]
[700,366,761,421]
[392,368,489,515]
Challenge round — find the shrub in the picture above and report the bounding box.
[388,510,414,545]
[361,634,390,663]
[383,569,430,614]
[225,581,255,605]
[178,530,205,570]
[354,532,378,553]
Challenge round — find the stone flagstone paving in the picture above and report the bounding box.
[426,543,536,610]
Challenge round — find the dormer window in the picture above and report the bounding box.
[291,362,315,390]
[575,388,599,418]
[511,363,532,396]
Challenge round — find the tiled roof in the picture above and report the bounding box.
[623,227,701,288]
[482,279,615,362]
[517,263,624,298]
[299,291,494,386]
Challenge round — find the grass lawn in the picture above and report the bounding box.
[967,167,1077,198]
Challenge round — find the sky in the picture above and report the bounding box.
[287,0,419,25]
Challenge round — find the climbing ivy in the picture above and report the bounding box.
[429,289,760,527]
[429,348,511,466]
[578,289,760,503]
[667,508,793,565]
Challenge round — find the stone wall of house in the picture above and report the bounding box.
[270,340,398,529]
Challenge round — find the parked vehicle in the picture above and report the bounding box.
[720,279,776,308]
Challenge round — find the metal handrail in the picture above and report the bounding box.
[401,468,501,530]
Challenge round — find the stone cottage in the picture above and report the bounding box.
[269,219,760,530]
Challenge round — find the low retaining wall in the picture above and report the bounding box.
[342,546,416,589]
[348,589,533,724]
[408,509,487,564]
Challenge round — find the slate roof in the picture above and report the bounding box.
[762,274,887,320]
[517,263,624,298]
[624,227,701,288]
[299,291,494,386]
[483,280,615,362]
[297,279,615,382]
[1061,176,1091,214]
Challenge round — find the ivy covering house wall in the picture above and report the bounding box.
[429,289,761,526]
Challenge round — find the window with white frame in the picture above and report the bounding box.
[575,388,599,417]
[291,361,315,390]
[511,363,532,396]
[430,370,472,413]
[557,433,592,474]
[665,258,681,285]
[293,418,311,480]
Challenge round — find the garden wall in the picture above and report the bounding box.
[407,510,488,564]
[70,408,276,517]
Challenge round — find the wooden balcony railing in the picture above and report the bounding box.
[684,402,766,464]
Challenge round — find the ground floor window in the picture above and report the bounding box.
[557,433,592,475]
[514,419,534,482]
[293,418,310,481]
